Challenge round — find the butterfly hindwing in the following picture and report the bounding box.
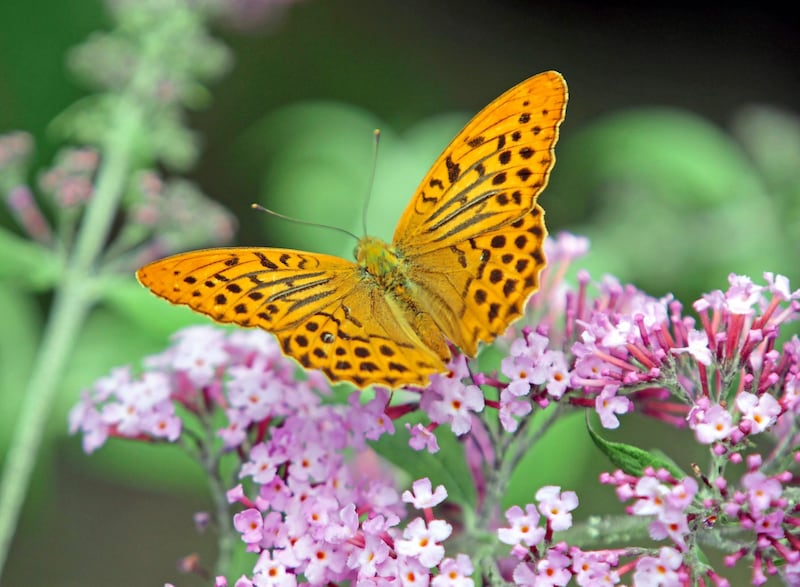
[288,284,449,387]
[404,204,547,356]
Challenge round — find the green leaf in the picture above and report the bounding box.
[505,410,591,508]
[695,546,711,566]
[587,419,686,479]
[555,108,762,210]
[370,413,476,508]
[0,227,61,290]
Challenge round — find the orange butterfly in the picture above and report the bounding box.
[137,71,568,388]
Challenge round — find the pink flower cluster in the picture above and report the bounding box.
[37,147,99,208]
[566,270,800,432]
[497,486,609,586]
[226,435,472,586]
[602,468,699,550]
[70,232,800,586]
[70,327,475,585]
[69,366,182,452]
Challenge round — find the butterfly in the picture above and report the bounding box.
[137,71,568,388]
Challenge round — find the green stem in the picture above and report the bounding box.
[0,286,92,574]
[205,449,235,576]
[0,96,143,578]
[194,402,236,576]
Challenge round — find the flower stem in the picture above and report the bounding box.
[0,96,143,577]
[0,286,92,574]
[204,449,236,576]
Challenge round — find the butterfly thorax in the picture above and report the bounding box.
[356,235,409,292]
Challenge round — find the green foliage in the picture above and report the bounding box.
[0,286,39,445]
[0,230,61,289]
[238,102,467,256]
[371,413,477,508]
[547,108,800,303]
[587,419,686,480]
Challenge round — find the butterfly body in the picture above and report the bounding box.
[356,235,406,290]
[138,71,568,388]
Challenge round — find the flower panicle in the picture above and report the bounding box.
[70,232,800,585]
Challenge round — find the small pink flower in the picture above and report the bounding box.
[535,549,572,586]
[143,401,181,441]
[649,508,690,548]
[499,388,532,433]
[168,325,229,386]
[406,422,440,453]
[240,443,281,485]
[542,350,571,399]
[544,232,590,262]
[432,554,474,587]
[218,409,251,449]
[741,471,783,513]
[691,403,734,444]
[536,486,579,531]
[633,546,683,586]
[346,533,390,579]
[252,550,297,587]
[736,392,781,434]
[724,274,762,315]
[595,385,631,429]
[631,476,667,517]
[288,443,328,482]
[497,504,544,547]
[423,381,484,436]
[298,540,346,585]
[671,329,712,366]
[68,393,109,453]
[349,388,395,441]
[234,508,264,545]
[763,272,800,300]
[402,478,447,509]
[396,555,431,587]
[396,517,452,568]
[501,355,540,396]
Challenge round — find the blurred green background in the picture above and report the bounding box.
[1,0,799,585]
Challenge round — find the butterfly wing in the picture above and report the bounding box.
[392,71,567,251]
[393,71,567,355]
[137,248,448,386]
[403,203,547,356]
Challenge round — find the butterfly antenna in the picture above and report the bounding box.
[361,129,381,236]
[251,204,360,243]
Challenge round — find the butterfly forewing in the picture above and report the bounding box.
[137,248,448,386]
[137,248,357,329]
[393,71,566,251]
[388,72,566,358]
